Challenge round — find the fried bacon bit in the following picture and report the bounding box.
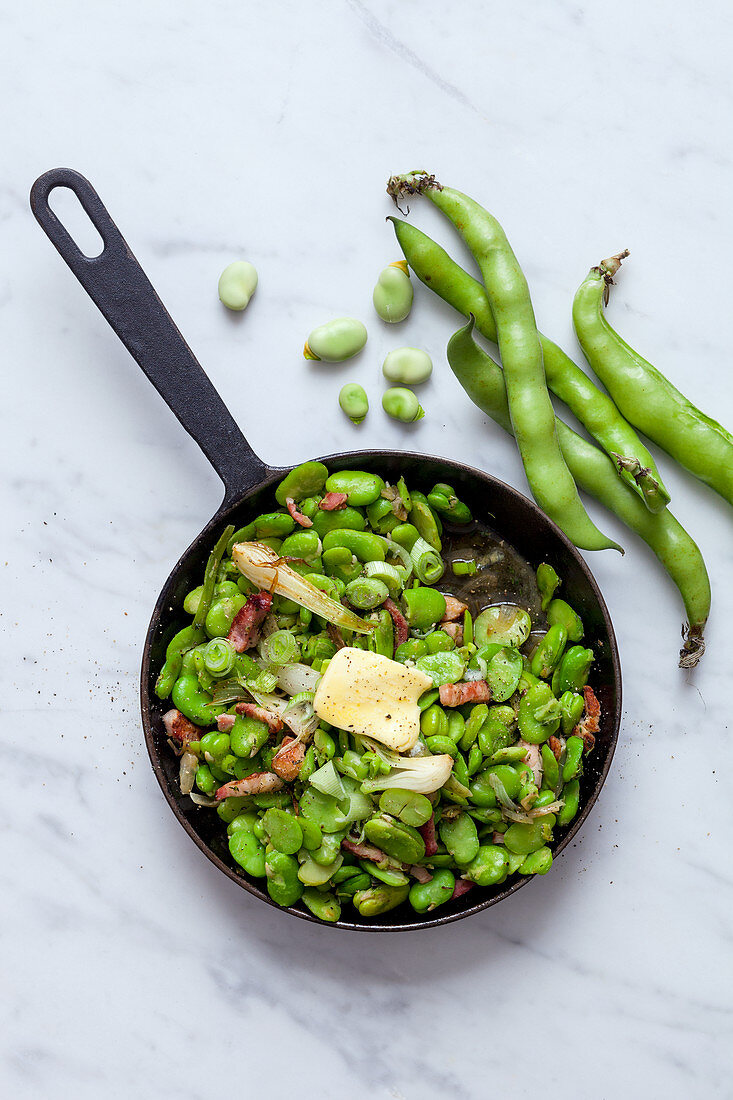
[319,492,348,511]
[575,685,600,752]
[441,622,463,645]
[519,740,542,786]
[162,708,200,746]
[410,865,433,884]
[451,878,475,900]
[441,595,468,622]
[548,735,564,762]
[272,736,306,781]
[216,713,236,732]
[227,590,273,652]
[235,701,284,733]
[215,772,283,800]
[327,622,346,650]
[439,680,491,707]
[384,597,409,647]
[418,814,438,857]
[492,832,506,845]
[286,497,313,528]
[342,838,386,863]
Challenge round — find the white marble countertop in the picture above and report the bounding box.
[4,2,732,1096]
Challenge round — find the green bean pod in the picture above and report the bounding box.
[446,317,710,666]
[573,253,733,510]
[387,214,669,513]
[387,175,620,553]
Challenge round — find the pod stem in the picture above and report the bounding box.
[612,453,671,513]
[386,171,442,212]
[680,622,706,668]
[593,250,630,305]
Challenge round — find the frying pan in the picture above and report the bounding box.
[30,168,622,931]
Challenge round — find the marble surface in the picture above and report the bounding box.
[3,1,732,1096]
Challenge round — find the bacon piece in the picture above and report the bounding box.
[519,740,542,786]
[234,701,284,733]
[286,497,313,528]
[575,685,600,752]
[319,492,348,511]
[418,814,438,857]
[342,838,386,863]
[439,680,491,707]
[548,735,564,761]
[162,708,200,746]
[327,622,346,650]
[216,713,236,732]
[410,865,433,883]
[441,595,468,622]
[451,878,475,900]
[384,597,409,647]
[492,832,507,845]
[441,622,463,645]
[272,736,306,781]
[227,590,272,652]
[215,772,283,800]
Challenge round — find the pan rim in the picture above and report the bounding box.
[141,447,622,932]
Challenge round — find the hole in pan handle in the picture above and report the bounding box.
[29,167,268,504]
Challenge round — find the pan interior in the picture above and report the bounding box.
[142,450,621,931]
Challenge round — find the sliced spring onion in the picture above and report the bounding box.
[285,690,315,711]
[309,760,346,800]
[261,629,300,666]
[410,536,445,584]
[377,535,413,583]
[202,638,236,678]
[232,542,375,634]
[364,559,403,597]
[359,736,454,793]
[179,752,198,796]
[452,560,477,577]
[210,679,248,705]
[241,669,279,694]
[488,772,519,811]
[189,792,219,807]
[276,662,322,697]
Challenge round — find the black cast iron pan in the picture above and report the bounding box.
[30,168,622,931]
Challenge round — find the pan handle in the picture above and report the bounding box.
[30,168,269,505]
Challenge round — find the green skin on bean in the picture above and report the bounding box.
[530,625,568,680]
[266,850,304,907]
[373,264,414,323]
[339,383,369,425]
[546,599,584,642]
[301,887,341,922]
[382,346,433,384]
[275,462,329,505]
[382,387,425,423]
[364,814,426,864]
[445,318,710,666]
[439,813,480,868]
[403,587,446,629]
[304,318,367,362]
[325,470,385,506]
[387,174,620,553]
[218,261,258,311]
[409,869,455,913]
[353,884,410,916]
[155,624,207,698]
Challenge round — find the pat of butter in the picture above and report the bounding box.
[313,647,433,753]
